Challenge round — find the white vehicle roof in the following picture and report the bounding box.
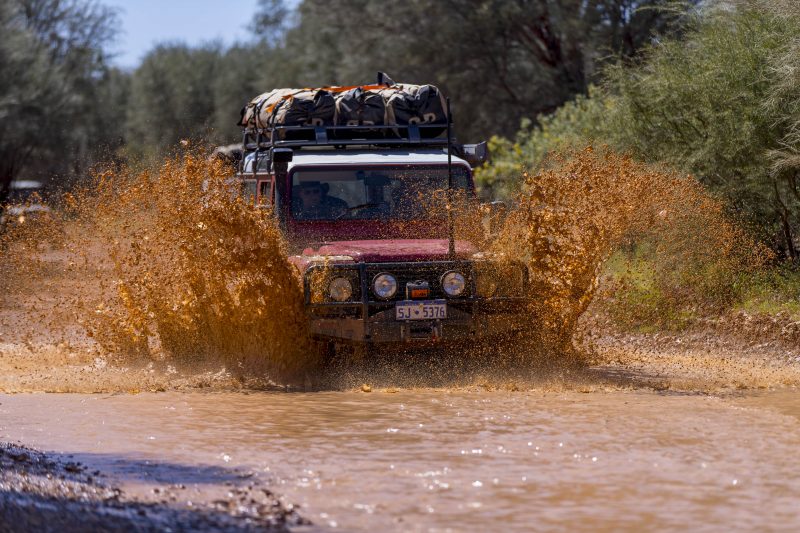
[242,149,470,174]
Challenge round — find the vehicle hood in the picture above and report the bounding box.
[303,239,478,263]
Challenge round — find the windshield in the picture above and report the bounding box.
[290,166,472,221]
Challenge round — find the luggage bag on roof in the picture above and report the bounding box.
[272,89,335,127]
[382,83,448,138]
[238,73,450,141]
[333,86,387,138]
[238,88,290,129]
[238,88,335,137]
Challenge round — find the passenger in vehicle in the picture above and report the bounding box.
[293,181,347,219]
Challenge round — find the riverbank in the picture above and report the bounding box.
[582,308,800,393]
[0,442,306,532]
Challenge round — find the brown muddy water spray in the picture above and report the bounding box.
[0,146,775,391]
[1,149,312,387]
[498,149,766,327]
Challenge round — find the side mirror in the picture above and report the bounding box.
[456,141,489,168]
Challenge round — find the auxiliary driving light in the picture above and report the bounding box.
[373,273,398,299]
[441,271,466,297]
[328,277,353,302]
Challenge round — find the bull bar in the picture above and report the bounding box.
[302,260,530,344]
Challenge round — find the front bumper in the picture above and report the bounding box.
[304,261,530,345]
[309,302,528,344]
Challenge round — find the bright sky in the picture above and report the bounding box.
[102,0,261,69]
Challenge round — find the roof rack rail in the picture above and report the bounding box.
[241,123,449,152]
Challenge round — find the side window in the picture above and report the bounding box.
[258,179,273,206]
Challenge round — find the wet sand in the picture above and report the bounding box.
[0,443,305,532]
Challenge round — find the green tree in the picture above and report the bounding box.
[761,1,800,251]
[0,0,119,207]
[250,0,291,46]
[475,88,612,198]
[481,2,800,258]
[275,0,690,142]
[211,45,268,143]
[126,44,223,159]
[119,0,692,160]
[604,5,794,253]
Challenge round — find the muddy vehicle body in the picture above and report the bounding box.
[236,116,529,349]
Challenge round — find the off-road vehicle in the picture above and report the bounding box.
[235,81,529,350]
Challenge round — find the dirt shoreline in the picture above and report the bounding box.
[0,442,308,533]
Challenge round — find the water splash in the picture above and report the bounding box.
[0,146,781,392]
[1,149,314,384]
[491,147,770,353]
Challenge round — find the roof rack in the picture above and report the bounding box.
[241,123,449,152]
[236,103,487,174]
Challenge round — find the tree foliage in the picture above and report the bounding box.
[126,44,223,159]
[480,2,800,258]
[0,0,693,206]
[279,0,688,141]
[122,0,684,157]
[0,0,120,206]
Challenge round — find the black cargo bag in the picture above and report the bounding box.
[334,87,387,137]
[267,89,335,132]
[238,89,335,141]
[385,84,447,138]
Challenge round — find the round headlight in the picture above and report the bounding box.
[441,271,466,297]
[373,273,397,299]
[328,277,353,302]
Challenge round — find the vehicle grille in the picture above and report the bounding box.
[364,262,470,302]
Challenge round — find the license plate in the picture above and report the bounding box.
[395,300,447,320]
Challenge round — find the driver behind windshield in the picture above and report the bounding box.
[292,181,348,220]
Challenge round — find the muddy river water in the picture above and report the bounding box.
[2,388,800,531]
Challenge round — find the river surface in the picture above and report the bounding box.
[2,388,800,532]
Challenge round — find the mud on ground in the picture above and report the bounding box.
[0,442,307,532]
[582,309,800,393]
